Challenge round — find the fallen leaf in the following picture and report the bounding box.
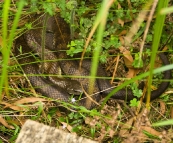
[118,19,124,27]
[119,46,134,68]
[118,46,137,78]
[118,30,127,36]
[126,68,139,78]
[0,115,14,129]
[119,36,125,45]
[14,97,47,105]
[162,46,168,51]
[1,101,24,111]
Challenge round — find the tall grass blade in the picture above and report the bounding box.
[89,0,114,94]
[152,119,173,126]
[146,0,169,107]
[0,0,25,99]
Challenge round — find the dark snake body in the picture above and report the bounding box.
[15,14,171,109]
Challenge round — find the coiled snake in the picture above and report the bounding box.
[15,14,171,109]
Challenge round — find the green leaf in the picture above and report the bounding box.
[25,23,32,30]
[72,126,82,133]
[67,40,84,56]
[70,41,76,47]
[42,2,56,16]
[99,51,108,63]
[132,53,143,68]
[59,117,66,122]
[66,0,77,10]
[130,98,139,107]
[146,34,153,43]
[131,82,143,98]
[68,112,75,119]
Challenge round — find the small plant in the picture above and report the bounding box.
[130,98,140,107]
[131,82,143,98]
[132,53,143,68]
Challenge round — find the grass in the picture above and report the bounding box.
[146,0,169,106]
[0,0,172,142]
[0,0,25,99]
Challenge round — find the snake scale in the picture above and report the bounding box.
[15,14,171,109]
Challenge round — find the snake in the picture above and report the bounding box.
[14,14,171,109]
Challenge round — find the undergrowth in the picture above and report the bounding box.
[0,0,172,142]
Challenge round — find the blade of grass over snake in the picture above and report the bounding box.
[146,0,169,107]
[88,0,114,94]
[101,64,173,109]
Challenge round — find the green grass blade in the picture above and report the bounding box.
[152,119,173,126]
[8,0,25,47]
[146,0,169,106]
[0,0,25,99]
[89,0,112,94]
[1,0,11,99]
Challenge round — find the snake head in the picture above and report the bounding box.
[66,80,83,95]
